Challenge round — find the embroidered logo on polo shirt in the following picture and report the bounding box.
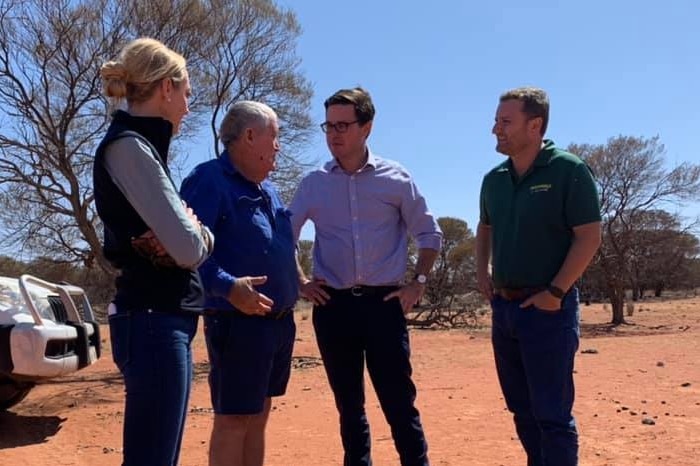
[529,183,552,193]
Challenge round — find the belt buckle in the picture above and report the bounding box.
[351,286,363,297]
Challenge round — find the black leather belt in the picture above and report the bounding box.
[324,285,399,297]
[494,286,547,301]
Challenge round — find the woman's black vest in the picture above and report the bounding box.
[93,111,204,314]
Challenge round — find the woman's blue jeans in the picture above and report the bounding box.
[109,309,198,466]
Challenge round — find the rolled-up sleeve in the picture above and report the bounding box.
[200,258,236,299]
[401,177,442,251]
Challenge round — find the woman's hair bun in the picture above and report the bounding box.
[100,61,128,98]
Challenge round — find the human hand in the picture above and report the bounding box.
[520,290,561,312]
[384,281,425,314]
[477,269,494,301]
[181,200,200,229]
[181,201,213,251]
[300,278,330,306]
[131,229,177,267]
[227,276,274,315]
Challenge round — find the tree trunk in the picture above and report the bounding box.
[611,294,625,324]
[609,284,626,325]
[604,266,627,325]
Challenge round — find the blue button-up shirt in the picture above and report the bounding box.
[181,151,299,312]
[289,150,442,289]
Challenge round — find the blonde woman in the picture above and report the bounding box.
[94,38,213,466]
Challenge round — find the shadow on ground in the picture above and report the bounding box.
[0,411,64,448]
[580,321,691,338]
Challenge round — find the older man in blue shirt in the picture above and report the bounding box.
[290,87,442,466]
[181,101,297,466]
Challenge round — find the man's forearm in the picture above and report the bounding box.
[551,222,602,291]
[295,254,309,285]
[415,248,439,276]
[476,222,492,275]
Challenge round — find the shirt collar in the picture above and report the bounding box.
[533,139,557,167]
[498,139,557,175]
[111,110,173,163]
[217,149,259,187]
[326,147,378,173]
[217,149,239,175]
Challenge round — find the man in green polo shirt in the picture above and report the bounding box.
[476,87,602,466]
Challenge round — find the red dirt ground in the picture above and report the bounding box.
[1,297,699,465]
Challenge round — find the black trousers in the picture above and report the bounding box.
[313,287,429,466]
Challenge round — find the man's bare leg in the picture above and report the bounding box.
[209,398,272,466]
[243,398,272,466]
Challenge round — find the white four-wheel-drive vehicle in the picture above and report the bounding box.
[0,274,101,410]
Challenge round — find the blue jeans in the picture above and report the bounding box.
[109,309,199,466]
[491,289,580,466]
[313,288,429,466]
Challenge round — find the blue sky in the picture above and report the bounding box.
[210,0,698,238]
[3,0,698,257]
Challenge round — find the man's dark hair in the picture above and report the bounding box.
[324,87,375,125]
[500,87,549,136]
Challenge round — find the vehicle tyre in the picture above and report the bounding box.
[0,375,34,410]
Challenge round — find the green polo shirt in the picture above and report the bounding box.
[479,139,601,288]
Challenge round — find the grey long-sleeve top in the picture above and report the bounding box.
[103,137,212,270]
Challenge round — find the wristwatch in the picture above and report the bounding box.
[414,273,428,285]
[547,284,566,299]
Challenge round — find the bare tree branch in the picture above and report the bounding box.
[0,0,314,273]
[571,135,700,324]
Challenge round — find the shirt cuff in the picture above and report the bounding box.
[211,268,236,299]
[415,232,443,251]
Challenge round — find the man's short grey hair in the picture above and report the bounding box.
[219,100,276,146]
